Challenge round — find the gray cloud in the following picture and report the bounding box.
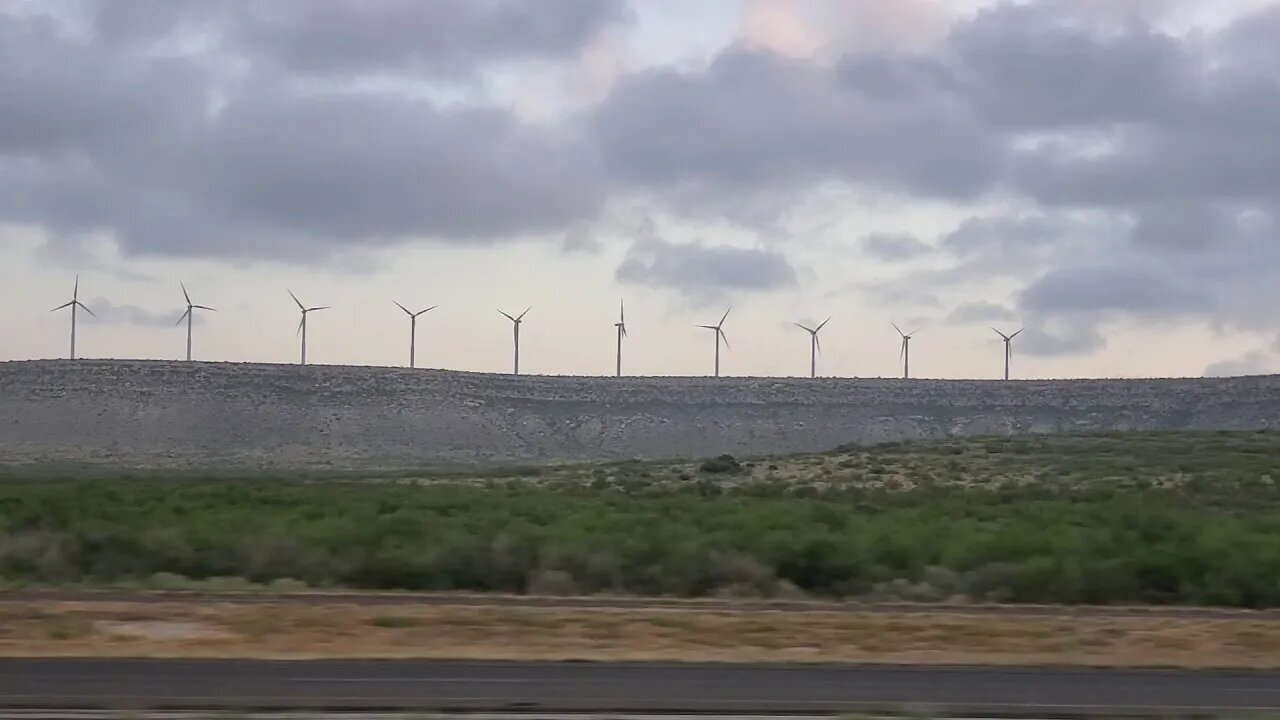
[861,232,930,261]
[615,238,797,299]
[1129,203,1236,251]
[5,0,1280,359]
[84,298,186,328]
[1204,351,1277,378]
[1019,263,1214,317]
[559,226,601,255]
[83,0,628,79]
[950,0,1195,130]
[948,301,1016,324]
[590,47,1003,207]
[0,6,605,260]
[227,0,629,79]
[1017,323,1105,358]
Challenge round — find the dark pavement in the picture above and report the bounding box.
[1,659,1278,713]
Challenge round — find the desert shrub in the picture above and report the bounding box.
[526,569,579,596]
[3,438,1280,607]
[699,454,743,474]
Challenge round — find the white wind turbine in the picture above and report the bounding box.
[289,290,330,365]
[394,301,436,369]
[50,274,96,360]
[794,317,830,378]
[893,323,919,379]
[697,307,731,377]
[498,307,531,375]
[175,283,216,362]
[614,300,627,377]
[992,326,1024,380]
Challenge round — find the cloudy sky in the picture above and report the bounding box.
[3,0,1280,379]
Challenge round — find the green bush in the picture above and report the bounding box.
[699,454,743,474]
[1,464,1279,607]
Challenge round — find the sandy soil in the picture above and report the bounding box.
[2,599,1277,668]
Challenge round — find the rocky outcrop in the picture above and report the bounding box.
[1,360,1279,470]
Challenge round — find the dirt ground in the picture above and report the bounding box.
[2,599,1278,668]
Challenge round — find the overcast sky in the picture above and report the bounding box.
[3,0,1280,379]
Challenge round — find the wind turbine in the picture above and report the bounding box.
[50,274,96,360]
[697,307,731,377]
[175,283,216,362]
[290,290,330,366]
[893,323,919,380]
[498,307,530,375]
[394,301,436,369]
[614,300,627,378]
[992,327,1024,380]
[794,317,830,378]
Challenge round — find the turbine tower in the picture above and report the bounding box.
[175,283,216,362]
[394,301,436,369]
[893,323,919,380]
[614,300,627,377]
[50,274,95,360]
[697,307,731,377]
[498,307,530,375]
[992,327,1024,380]
[794,317,830,378]
[290,290,330,366]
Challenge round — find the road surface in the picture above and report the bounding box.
[2,660,1278,713]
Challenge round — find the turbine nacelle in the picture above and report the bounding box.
[499,307,531,324]
[698,306,732,347]
[396,301,437,319]
[50,274,96,318]
[794,317,830,353]
[615,299,627,338]
[992,326,1024,343]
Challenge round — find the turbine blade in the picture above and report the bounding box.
[794,322,814,333]
[517,307,531,321]
[50,301,74,312]
[621,326,628,338]
[719,306,731,327]
[991,326,1009,340]
[892,322,904,337]
[181,282,191,305]
[816,317,830,332]
[309,306,331,312]
[909,328,921,337]
[814,334,822,354]
[417,305,438,316]
[175,308,190,326]
[73,274,79,300]
[192,305,217,311]
[619,299,625,324]
[394,301,412,316]
[498,310,516,322]
[1011,327,1025,339]
[289,290,304,310]
[719,328,730,349]
[76,302,96,318]
[297,317,305,335]
[899,338,906,360]
[697,324,717,330]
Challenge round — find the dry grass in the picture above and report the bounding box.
[0,600,1277,668]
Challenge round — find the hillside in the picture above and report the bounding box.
[2,359,1280,470]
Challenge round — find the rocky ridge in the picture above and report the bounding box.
[1,360,1279,470]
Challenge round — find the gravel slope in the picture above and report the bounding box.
[2,359,1279,470]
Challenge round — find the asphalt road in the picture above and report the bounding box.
[2,660,1278,713]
